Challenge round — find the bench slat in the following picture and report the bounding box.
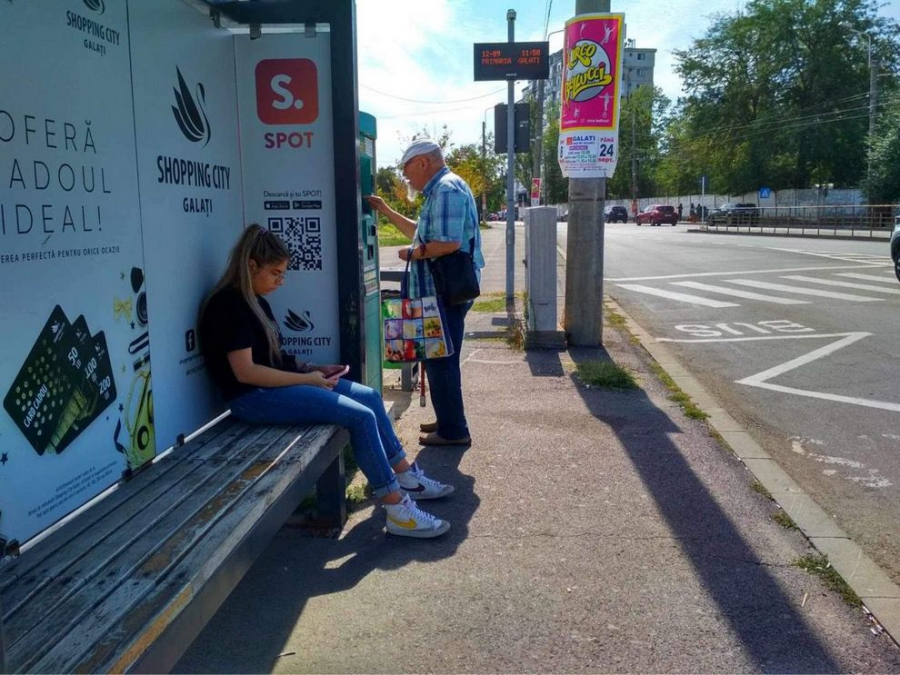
[1,421,269,619]
[7,424,317,671]
[37,425,347,674]
[0,417,246,593]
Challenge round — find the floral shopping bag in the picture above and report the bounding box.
[382,294,453,363]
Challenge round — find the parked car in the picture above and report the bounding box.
[604,205,629,223]
[708,202,760,225]
[635,204,678,226]
[891,214,900,283]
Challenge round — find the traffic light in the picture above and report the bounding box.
[494,102,530,154]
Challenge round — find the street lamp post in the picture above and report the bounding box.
[840,21,878,193]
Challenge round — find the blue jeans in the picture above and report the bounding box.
[424,301,471,440]
[229,379,405,498]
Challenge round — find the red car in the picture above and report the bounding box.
[635,204,678,226]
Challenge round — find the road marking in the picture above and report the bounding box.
[606,263,888,282]
[671,281,808,304]
[615,284,739,308]
[725,279,884,302]
[658,332,858,344]
[835,272,900,283]
[735,332,900,413]
[766,248,891,264]
[780,275,900,295]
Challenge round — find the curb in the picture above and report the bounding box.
[684,226,891,242]
[604,296,900,644]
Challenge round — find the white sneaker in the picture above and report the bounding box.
[385,494,450,538]
[397,461,455,500]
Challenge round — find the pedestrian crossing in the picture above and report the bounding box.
[614,267,897,308]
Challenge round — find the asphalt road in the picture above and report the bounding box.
[560,223,900,585]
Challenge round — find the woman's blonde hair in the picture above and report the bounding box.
[201,223,291,363]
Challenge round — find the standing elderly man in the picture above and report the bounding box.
[367,138,484,447]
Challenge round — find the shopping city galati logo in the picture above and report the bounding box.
[171,67,211,148]
[83,0,105,14]
[285,309,315,333]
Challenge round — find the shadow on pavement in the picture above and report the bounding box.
[526,346,841,674]
[175,444,478,674]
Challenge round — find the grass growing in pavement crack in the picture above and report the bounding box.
[772,510,800,531]
[576,361,638,390]
[750,480,774,500]
[794,553,862,607]
[648,362,709,420]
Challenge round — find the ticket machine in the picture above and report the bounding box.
[359,112,382,391]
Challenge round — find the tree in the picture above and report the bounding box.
[671,0,900,194]
[607,85,670,199]
[541,101,568,204]
[866,104,900,203]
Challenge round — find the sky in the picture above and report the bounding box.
[356,0,900,168]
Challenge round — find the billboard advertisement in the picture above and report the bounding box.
[129,0,244,450]
[557,13,625,178]
[235,33,340,365]
[0,0,151,544]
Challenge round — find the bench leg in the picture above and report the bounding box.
[316,448,346,529]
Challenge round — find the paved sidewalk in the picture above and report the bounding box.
[176,225,900,673]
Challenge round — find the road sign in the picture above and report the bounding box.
[759,186,772,199]
[473,41,549,81]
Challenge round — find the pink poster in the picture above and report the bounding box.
[560,14,624,132]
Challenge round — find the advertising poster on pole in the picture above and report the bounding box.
[235,33,340,365]
[557,13,624,178]
[530,178,542,207]
[128,0,245,450]
[0,0,149,544]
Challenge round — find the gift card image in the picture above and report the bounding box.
[382,299,403,319]
[3,306,81,455]
[421,298,441,317]
[385,339,406,362]
[423,317,443,338]
[425,338,449,359]
[404,340,425,361]
[402,299,423,320]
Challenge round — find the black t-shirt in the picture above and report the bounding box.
[199,286,298,401]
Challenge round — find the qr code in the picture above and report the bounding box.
[268,216,322,271]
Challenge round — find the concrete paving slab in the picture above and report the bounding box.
[719,430,773,460]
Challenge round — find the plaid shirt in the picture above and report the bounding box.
[408,167,485,299]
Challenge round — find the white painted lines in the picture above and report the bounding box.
[671,281,809,304]
[607,263,892,283]
[736,332,900,413]
[725,279,884,302]
[615,284,739,308]
[780,275,900,295]
[835,272,900,283]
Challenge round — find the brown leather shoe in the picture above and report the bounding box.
[418,432,471,447]
[419,421,438,433]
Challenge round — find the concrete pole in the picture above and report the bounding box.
[564,0,609,346]
[533,79,545,200]
[506,9,516,307]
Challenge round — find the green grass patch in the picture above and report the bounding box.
[605,308,627,329]
[750,479,773,500]
[472,296,506,312]
[346,484,373,509]
[576,361,638,390]
[772,510,799,530]
[377,223,409,247]
[479,221,492,229]
[794,554,862,607]
[649,362,709,420]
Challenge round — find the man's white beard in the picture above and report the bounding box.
[406,183,419,202]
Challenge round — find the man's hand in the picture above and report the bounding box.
[398,246,412,262]
[366,195,387,214]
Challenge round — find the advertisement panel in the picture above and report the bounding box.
[557,13,624,178]
[235,33,339,365]
[128,0,244,449]
[0,0,150,544]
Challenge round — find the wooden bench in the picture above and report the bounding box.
[0,416,348,674]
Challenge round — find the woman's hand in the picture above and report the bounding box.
[305,371,336,390]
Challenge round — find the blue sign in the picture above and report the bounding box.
[759,186,772,199]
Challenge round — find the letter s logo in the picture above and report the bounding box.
[256,59,318,124]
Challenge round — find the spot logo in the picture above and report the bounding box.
[171,67,211,148]
[255,59,318,125]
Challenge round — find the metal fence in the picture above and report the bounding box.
[696,204,897,238]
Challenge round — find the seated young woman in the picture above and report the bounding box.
[199,224,453,538]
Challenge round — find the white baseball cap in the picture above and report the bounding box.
[399,138,441,166]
